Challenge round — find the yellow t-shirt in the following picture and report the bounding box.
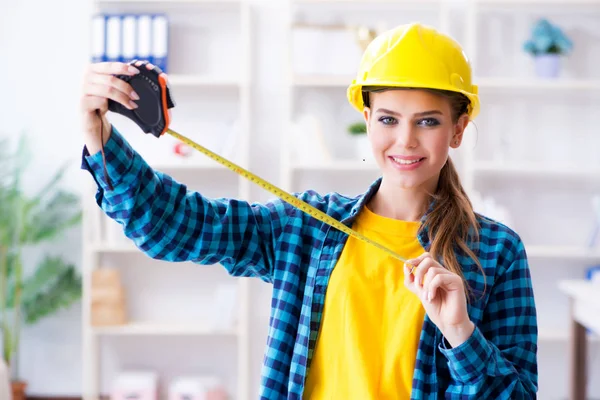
[304,206,426,399]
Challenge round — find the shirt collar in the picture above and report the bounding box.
[343,176,433,251]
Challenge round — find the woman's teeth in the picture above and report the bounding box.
[392,157,421,165]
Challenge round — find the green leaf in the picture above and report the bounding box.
[0,132,83,369]
[2,323,12,364]
[21,161,71,221]
[347,121,367,135]
[23,190,82,244]
[3,253,22,309]
[21,259,82,325]
[19,256,66,304]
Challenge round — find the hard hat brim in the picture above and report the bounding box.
[347,81,480,120]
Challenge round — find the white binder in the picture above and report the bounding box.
[91,14,106,63]
[151,14,169,72]
[105,15,122,62]
[136,15,152,65]
[122,15,137,64]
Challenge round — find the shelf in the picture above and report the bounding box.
[293,75,600,91]
[292,74,353,88]
[294,0,441,3]
[526,246,600,261]
[167,74,241,88]
[477,78,600,91]
[292,160,379,171]
[475,0,600,5]
[474,162,600,180]
[90,242,138,253]
[97,0,242,5]
[150,161,227,171]
[92,322,238,336]
[539,328,600,342]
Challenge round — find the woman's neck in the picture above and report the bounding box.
[367,179,432,222]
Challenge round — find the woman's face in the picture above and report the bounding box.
[363,89,468,192]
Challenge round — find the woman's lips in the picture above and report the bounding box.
[388,156,426,170]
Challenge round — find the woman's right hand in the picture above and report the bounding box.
[80,62,141,154]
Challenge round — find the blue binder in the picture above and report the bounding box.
[90,13,169,70]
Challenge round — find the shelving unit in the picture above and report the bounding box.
[92,322,239,336]
[464,0,600,397]
[474,162,600,179]
[283,0,600,398]
[478,77,600,90]
[282,0,451,192]
[82,1,252,399]
[167,74,241,87]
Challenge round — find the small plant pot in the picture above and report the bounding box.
[534,54,561,78]
[11,380,27,400]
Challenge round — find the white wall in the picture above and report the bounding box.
[1,0,600,399]
[0,0,92,394]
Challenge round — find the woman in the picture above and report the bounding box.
[80,23,538,399]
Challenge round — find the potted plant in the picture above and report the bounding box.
[523,18,573,78]
[0,135,83,400]
[347,121,374,163]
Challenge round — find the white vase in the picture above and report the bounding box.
[354,134,374,163]
[534,54,561,78]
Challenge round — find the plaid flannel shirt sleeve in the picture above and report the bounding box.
[81,126,289,282]
[439,239,538,399]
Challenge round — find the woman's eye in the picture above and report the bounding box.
[379,116,397,125]
[417,118,440,127]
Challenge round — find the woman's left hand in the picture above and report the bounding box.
[404,252,475,348]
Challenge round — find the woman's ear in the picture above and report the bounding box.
[450,114,470,148]
[363,107,371,135]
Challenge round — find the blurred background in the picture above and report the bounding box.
[1,0,600,399]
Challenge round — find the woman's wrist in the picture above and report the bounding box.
[84,117,112,155]
[441,320,475,348]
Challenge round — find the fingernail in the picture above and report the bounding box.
[129,100,138,109]
[128,66,140,74]
[130,91,140,100]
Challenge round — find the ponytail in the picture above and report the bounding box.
[421,157,484,300]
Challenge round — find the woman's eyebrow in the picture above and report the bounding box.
[375,108,443,117]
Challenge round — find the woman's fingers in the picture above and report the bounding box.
[404,252,453,299]
[422,266,450,292]
[84,82,137,111]
[404,264,415,287]
[412,257,437,288]
[88,73,139,102]
[89,61,140,76]
[425,273,461,302]
[405,252,431,268]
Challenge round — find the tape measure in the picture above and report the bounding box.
[107,60,409,264]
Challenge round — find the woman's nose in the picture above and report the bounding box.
[395,124,418,148]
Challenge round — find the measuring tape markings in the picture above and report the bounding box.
[166,129,409,264]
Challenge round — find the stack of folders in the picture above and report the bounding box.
[91,14,169,73]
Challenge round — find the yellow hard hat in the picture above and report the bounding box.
[347,22,480,120]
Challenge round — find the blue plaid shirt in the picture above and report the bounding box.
[82,127,538,399]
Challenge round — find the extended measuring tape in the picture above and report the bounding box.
[107,60,409,265]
